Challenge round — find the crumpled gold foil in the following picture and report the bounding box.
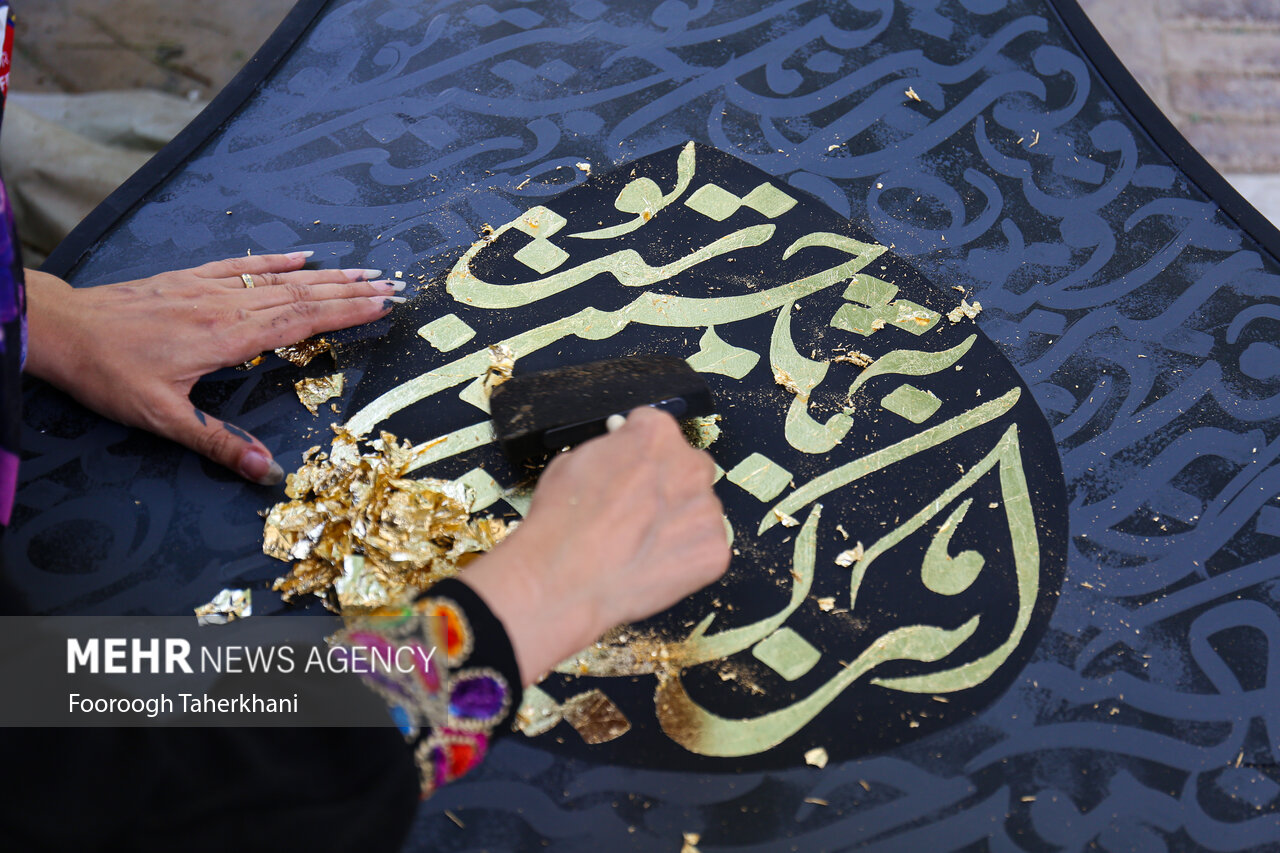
[773,365,814,402]
[275,337,334,367]
[482,344,515,397]
[295,373,345,415]
[947,299,983,323]
[263,428,511,612]
[833,350,874,369]
[195,588,252,626]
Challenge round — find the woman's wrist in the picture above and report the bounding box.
[462,527,607,687]
[22,269,79,387]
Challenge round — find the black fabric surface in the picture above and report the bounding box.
[6,0,1280,850]
[1,727,419,852]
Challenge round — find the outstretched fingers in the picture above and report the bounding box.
[195,252,318,280]
[242,278,402,310]
[223,267,389,291]
[243,295,406,354]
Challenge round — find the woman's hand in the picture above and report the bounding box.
[463,407,731,685]
[24,253,404,484]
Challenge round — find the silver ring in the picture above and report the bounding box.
[240,273,255,288]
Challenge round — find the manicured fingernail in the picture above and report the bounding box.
[286,251,315,261]
[343,268,382,281]
[369,279,406,292]
[239,449,284,485]
[371,296,409,311]
[606,413,627,432]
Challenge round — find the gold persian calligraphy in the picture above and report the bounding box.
[288,142,1056,762]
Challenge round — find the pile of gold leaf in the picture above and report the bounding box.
[263,427,511,613]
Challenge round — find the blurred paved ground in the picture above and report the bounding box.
[8,0,1280,233]
[13,0,295,100]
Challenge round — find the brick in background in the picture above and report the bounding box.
[1172,72,1280,118]
[1173,0,1280,20]
[1182,120,1280,172]
[1164,26,1280,74]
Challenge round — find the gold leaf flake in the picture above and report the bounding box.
[834,542,864,567]
[804,746,829,768]
[682,833,702,853]
[833,350,874,368]
[561,689,632,744]
[772,366,807,401]
[295,373,346,415]
[774,508,800,528]
[817,597,836,612]
[905,86,921,102]
[195,588,252,626]
[804,797,829,806]
[947,299,983,323]
[482,344,516,397]
[275,337,333,367]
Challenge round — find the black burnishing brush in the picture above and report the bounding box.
[489,355,715,463]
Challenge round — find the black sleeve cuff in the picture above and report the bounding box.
[424,577,524,735]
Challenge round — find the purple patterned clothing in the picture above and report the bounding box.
[332,578,523,797]
[0,4,25,526]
